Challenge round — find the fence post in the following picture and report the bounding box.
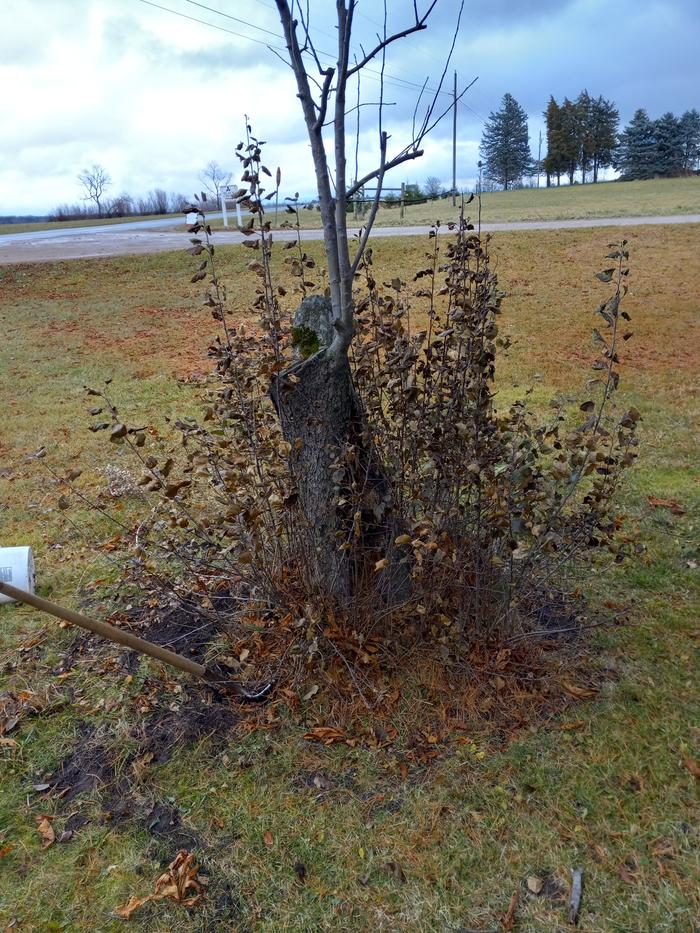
[221,189,229,227]
[400,182,405,220]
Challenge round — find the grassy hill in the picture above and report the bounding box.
[283,175,700,228]
[3,177,699,238]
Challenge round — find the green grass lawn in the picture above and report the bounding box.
[258,175,700,229]
[5,177,699,240]
[0,226,698,930]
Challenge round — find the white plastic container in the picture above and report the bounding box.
[0,547,36,604]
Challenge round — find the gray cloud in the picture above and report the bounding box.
[1,0,698,213]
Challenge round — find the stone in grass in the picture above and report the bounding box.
[292,295,335,359]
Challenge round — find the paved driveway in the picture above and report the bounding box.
[1,214,698,264]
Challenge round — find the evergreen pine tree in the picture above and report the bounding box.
[614,109,657,180]
[653,112,684,176]
[479,93,532,190]
[543,96,566,186]
[576,90,594,183]
[559,98,581,184]
[589,95,618,182]
[678,109,700,172]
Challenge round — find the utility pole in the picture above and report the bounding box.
[452,70,457,207]
[537,130,542,188]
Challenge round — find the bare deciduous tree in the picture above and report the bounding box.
[199,160,232,209]
[424,175,442,198]
[271,0,467,603]
[77,163,111,217]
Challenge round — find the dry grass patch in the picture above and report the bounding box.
[0,223,698,931]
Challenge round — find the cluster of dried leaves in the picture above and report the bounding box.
[114,849,205,920]
[55,132,642,701]
[348,229,640,636]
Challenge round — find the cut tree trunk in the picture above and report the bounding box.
[271,346,410,608]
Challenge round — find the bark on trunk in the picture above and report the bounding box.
[271,348,410,608]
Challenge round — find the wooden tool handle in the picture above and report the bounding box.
[0,580,207,679]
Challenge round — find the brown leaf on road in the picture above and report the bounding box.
[35,815,55,849]
[500,890,519,930]
[114,849,204,920]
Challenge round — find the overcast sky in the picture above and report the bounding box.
[1,0,698,215]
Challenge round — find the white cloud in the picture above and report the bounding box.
[1,0,698,214]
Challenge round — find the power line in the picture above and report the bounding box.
[136,0,282,47]
[138,0,462,103]
[458,99,487,126]
[183,0,282,40]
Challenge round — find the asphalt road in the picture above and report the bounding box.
[1,213,698,264]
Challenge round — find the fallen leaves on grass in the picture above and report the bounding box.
[500,890,519,930]
[618,855,640,885]
[647,495,685,516]
[681,755,700,779]
[559,679,599,699]
[303,726,353,746]
[114,849,205,920]
[380,860,406,883]
[0,696,21,735]
[35,815,55,849]
[526,876,544,894]
[1,689,62,735]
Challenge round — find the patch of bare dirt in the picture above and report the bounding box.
[37,686,238,848]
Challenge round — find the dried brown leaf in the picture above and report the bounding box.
[304,726,349,746]
[682,755,700,779]
[647,495,685,516]
[560,680,599,699]
[500,890,519,930]
[114,849,204,920]
[35,815,55,849]
[526,875,544,894]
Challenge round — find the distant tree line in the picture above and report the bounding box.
[49,188,191,222]
[44,159,234,223]
[614,108,700,180]
[479,92,700,190]
[543,92,618,185]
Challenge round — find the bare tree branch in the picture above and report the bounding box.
[273,0,470,357]
[314,67,335,132]
[332,0,356,350]
[275,0,343,328]
[346,149,424,200]
[350,130,387,275]
[346,0,437,77]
